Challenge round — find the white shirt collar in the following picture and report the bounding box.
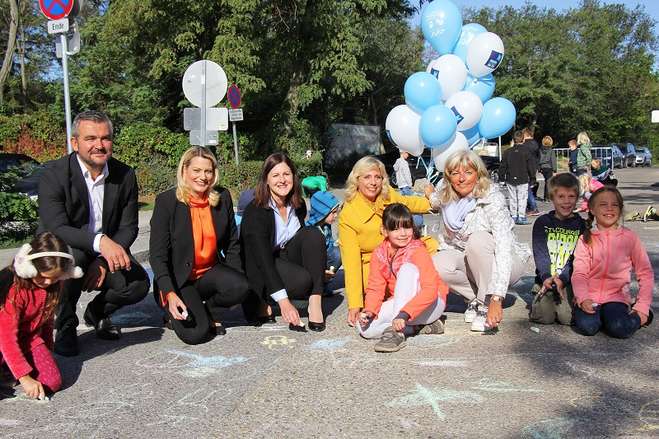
[76,154,109,183]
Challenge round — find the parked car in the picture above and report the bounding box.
[635,147,652,167]
[617,143,637,167]
[0,153,43,197]
[609,144,625,168]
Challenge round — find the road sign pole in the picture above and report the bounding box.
[200,61,207,146]
[232,122,239,165]
[60,33,73,153]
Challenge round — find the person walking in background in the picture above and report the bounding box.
[572,187,654,338]
[522,127,541,216]
[393,150,424,229]
[538,135,557,201]
[499,130,536,225]
[568,139,579,174]
[575,131,592,176]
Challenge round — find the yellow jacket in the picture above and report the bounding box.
[338,189,438,309]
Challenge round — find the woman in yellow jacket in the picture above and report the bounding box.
[338,156,437,325]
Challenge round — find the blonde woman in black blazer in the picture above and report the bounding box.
[240,153,326,331]
[150,147,248,344]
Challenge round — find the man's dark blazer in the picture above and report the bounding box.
[149,187,241,298]
[37,153,139,255]
[240,200,306,298]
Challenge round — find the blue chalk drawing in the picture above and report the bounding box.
[309,338,351,351]
[166,350,248,378]
[111,311,152,325]
[415,359,468,367]
[387,384,484,419]
[521,417,575,439]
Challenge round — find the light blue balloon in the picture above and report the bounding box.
[421,0,463,55]
[453,23,487,64]
[420,105,458,148]
[464,73,496,103]
[478,97,516,139]
[461,125,481,146]
[404,72,443,114]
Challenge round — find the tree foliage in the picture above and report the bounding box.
[466,0,658,147]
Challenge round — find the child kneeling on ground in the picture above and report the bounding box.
[572,187,654,338]
[0,232,82,399]
[357,204,447,352]
[530,173,585,324]
[306,191,344,295]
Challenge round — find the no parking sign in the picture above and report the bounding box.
[39,0,75,20]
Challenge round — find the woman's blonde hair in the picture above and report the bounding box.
[578,173,591,196]
[176,146,220,206]
[577,131,590,145]
[542,135,553,147]
[344,156,390,202]
[438,149,491,204]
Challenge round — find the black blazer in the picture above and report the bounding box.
[37,153,139,254]
[149,187,241,298]
[240,200,306,298]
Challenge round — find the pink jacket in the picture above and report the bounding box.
[0,284,54,380]
[572,226,654,316]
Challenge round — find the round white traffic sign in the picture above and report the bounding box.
[182,60,227,108]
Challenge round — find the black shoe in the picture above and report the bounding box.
[163,315,173,330]
[308,320,326,332]
[251,314,276,326]
[213,322,227,336]
[54,331,79,357]
[84,306,122,341]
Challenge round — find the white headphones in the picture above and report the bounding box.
[13,243,84,280]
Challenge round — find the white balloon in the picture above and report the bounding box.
[444,91,483,130]
[431,132,469,172]
[466,32,505,77]
[426,54,467,101]
[385,105,424,156]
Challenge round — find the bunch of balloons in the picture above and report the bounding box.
[385,0,516,172]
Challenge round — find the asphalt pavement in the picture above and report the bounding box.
[0,167,658,438]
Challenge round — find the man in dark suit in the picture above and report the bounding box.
[38,110,150,356]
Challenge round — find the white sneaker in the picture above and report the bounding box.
[470,306,488,332]
[464,300,479,323]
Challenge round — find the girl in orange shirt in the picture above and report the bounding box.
[357,204,448,352]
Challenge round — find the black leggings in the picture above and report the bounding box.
[540,168,553,200]
[276,226,326,299]
[169,263,249,345]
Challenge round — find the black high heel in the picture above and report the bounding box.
[308,320,326,332]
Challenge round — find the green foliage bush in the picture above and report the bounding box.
[0,110,67,162]
[217,158,262,198]
[113,123,189,195]
[0,192,38,246]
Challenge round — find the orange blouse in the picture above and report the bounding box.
[189,196,218,280]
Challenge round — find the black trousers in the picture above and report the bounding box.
[540,168,554,200]
[56,248,150,340]
[243,226,326,318]
[168,263,249,345]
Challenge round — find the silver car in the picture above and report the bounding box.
[635,147,652,166]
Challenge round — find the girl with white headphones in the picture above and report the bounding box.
[0,232,82,400]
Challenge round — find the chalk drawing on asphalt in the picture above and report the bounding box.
[471,378,544,393]
[261,335,297,350]
[308,337,351,351]
[387,383,484,419]
[638,399,659,432]
[165,350,248,378]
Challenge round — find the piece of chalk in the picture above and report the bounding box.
[38,395,50,401]
[530,326,540,333]
[329,266,335,273]
[181,310,188,319]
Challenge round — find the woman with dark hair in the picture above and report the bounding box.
[150,146,249,345]
[241,153,327,331]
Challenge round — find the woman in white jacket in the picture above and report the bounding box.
[430,150,531,332]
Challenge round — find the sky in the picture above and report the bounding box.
[411,0,659,25]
